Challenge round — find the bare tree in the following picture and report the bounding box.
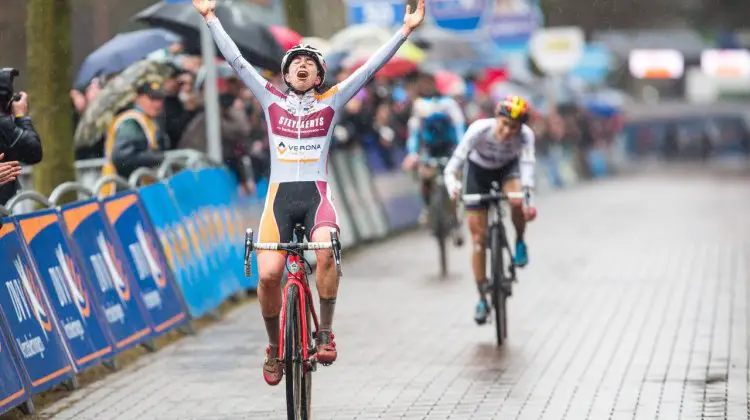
[27,0,76,201]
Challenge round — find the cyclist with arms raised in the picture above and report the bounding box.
[443,95,537,324]
[193,0,425,386]
[402,72,465,242]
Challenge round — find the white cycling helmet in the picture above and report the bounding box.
[281,44,327,89]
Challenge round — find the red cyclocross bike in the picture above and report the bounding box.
[244,224,342,420]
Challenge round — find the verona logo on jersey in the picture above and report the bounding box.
[272,137,324,162]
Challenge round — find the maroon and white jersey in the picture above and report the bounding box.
[208,18,407,184]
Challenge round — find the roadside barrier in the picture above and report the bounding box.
[0,143,612,415]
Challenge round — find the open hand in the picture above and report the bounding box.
[403,0,425,34]
[0,155,21,186]
[192,0,216,18]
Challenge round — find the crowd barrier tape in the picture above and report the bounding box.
[56,203,154,352]
[0,217,76,394]
[99,193,189,334]
[0,309,30,414]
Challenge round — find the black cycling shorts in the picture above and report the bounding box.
[257,181,339,251]
[464,159,520,211]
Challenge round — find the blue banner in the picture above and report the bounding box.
[167,172,232,301]
[487,1,538,52]
[15,210,114,370]
[370,171,423,230]
[195,168,256,290]
[0,310,30,415]
[139,182,220,316]
[189,169,244,296]
[100,192,189,334]
[0,218,74,394]
[59,201,153,351]
[428,0,488,32]
[348,0,406,27]
[570,44,612,85]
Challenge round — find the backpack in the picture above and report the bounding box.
[422,112,456,146]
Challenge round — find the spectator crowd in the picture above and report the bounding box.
[69,42,621,199]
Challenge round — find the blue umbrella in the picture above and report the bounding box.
[74,28,181,90]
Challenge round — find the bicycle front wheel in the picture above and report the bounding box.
[489,224,508,346]
[284,284,312,420]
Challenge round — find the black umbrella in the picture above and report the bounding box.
[133,0,285,71]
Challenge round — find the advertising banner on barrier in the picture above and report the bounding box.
[234,192,263,285]
[15,210,114,370]
[370,170,423,230]
[347,148,390,238]
[139,182,221,316]
[100,192,188,334]
[195,168,253,290]
[168,171,237,300]
[326,165,358,248]
[58,202,153,351]
[0,310,30,415]
[331,153,377,241]
[0,218,74,394]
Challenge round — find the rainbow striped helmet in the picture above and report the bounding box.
[495,95,530,124]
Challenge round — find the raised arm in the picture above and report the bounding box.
[195,1,271,105]
[335,0,425,105]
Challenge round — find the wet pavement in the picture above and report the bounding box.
[39,168,750,419]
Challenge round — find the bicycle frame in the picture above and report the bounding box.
[278,247,318,370]
[244,226,342,369]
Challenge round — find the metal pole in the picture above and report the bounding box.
[200,23,223,164]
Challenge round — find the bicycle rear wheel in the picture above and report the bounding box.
[284,284,312,419]
[489,224,508,346]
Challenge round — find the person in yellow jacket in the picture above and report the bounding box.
[101,80,168,196]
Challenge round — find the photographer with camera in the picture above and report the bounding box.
[0,68,42,205]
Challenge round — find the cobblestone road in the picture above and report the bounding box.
[38,168,750,419]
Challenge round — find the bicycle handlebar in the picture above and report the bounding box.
[244,228,343,278]
[462,191,526,205]
[251,242,335,251]
[419,156,451,168]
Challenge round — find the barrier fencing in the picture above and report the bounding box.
[0,144,615,416]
